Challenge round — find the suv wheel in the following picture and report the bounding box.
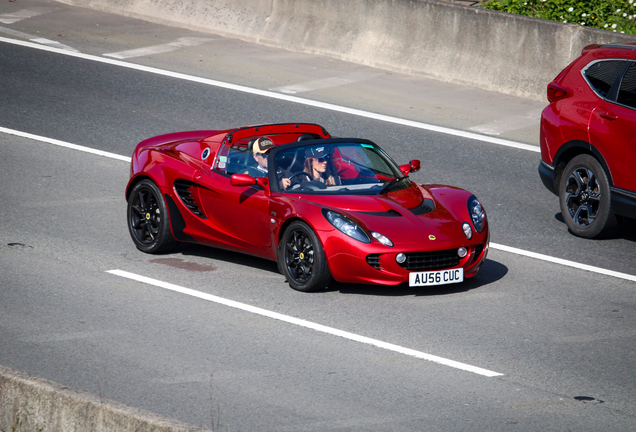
[559,154,617,238]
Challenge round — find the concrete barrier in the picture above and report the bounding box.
[55,0,636,101]
[0,365,207,432]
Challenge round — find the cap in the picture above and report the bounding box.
[305,146,330,159]
[253,137,274,154]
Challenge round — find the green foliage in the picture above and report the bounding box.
[483,0,636,34]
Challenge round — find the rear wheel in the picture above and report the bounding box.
[559,154,617,239]
[278,221,332,292]
[127,179,179,253]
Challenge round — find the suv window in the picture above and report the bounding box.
[584,60,626,98]
[617,62,636,109]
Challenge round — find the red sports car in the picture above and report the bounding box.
[126,123,489,292]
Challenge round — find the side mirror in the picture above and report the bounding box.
[409,159,421,173]
[230,174,271,195]
[399,160,420,175]
[230,174,258,186]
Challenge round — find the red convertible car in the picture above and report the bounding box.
[126,123,489,292]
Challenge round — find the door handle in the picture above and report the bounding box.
[599,111,618,120]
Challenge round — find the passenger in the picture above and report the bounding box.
[303,146,340,186]
[252,137,291,190]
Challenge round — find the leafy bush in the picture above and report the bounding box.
[483,0,636,34]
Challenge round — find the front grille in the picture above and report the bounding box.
[366,254,382,270]
[397,249,460,271]
[174,180,207,219]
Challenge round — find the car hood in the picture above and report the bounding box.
[301,184,470,246]
[302,184,425,211]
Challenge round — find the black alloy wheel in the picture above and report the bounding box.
[127,179,178,253]
[278,221,332,292]
[559,154,617,239]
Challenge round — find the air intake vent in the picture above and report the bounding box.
[410,199,434,216]
[366,254,382,270]
[359,209,402,217]
[397,249,459,271]
[174,180,207,219]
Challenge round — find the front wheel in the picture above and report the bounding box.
[278,221,332,292]
[127,179,179,253]
[559,154,616,239]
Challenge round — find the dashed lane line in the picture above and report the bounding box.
[103,37,216,59]
[469,111,542,136]
[106,269,504,377]
[2,125,635,284]
[0,8,55,25]
[270,71,386,94]
[0,26,79,52]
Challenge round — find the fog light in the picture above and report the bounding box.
[462,222,473,239]
[457,247,468,258]
[396,253,406,264]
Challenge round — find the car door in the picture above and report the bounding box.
[193,168,272,256]
[588,61,636,193]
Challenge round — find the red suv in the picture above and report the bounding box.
[539,43,636,238]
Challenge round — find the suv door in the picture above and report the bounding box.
[588,61,636,193]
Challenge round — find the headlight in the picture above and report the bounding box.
[323,210,371,243]
[467,196,486,233]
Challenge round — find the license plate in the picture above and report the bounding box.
[409,268,464,287]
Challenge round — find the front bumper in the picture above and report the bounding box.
[323,231,489,286]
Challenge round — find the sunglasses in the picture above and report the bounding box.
[315,156,330,162]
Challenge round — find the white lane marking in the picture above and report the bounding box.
[0,36,539,153]
[0,127,131,162]
[2,126,635,283]
[0,26,79,52]
[271,71,385,94]
[106,269,504,377]
[490,243,636,283]
[0,8,54,24]
[469,111,542,136]
[104,37,215,59]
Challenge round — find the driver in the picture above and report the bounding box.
[303,146,340,186]
[252,137,291,190]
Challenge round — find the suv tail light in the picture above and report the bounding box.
[547,82,571,103]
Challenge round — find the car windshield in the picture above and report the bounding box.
[273,141,408,195]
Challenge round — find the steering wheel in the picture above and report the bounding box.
[287,171,329,190]
[288,171,313,183]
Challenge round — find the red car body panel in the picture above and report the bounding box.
[127,124,489,287]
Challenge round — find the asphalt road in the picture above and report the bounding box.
[1,2,636,431]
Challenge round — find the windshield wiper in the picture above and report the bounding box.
[380,176,409,194]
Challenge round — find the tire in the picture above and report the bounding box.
[127,179,179,253]
[559,154,617,239]
[278,221,332,292]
